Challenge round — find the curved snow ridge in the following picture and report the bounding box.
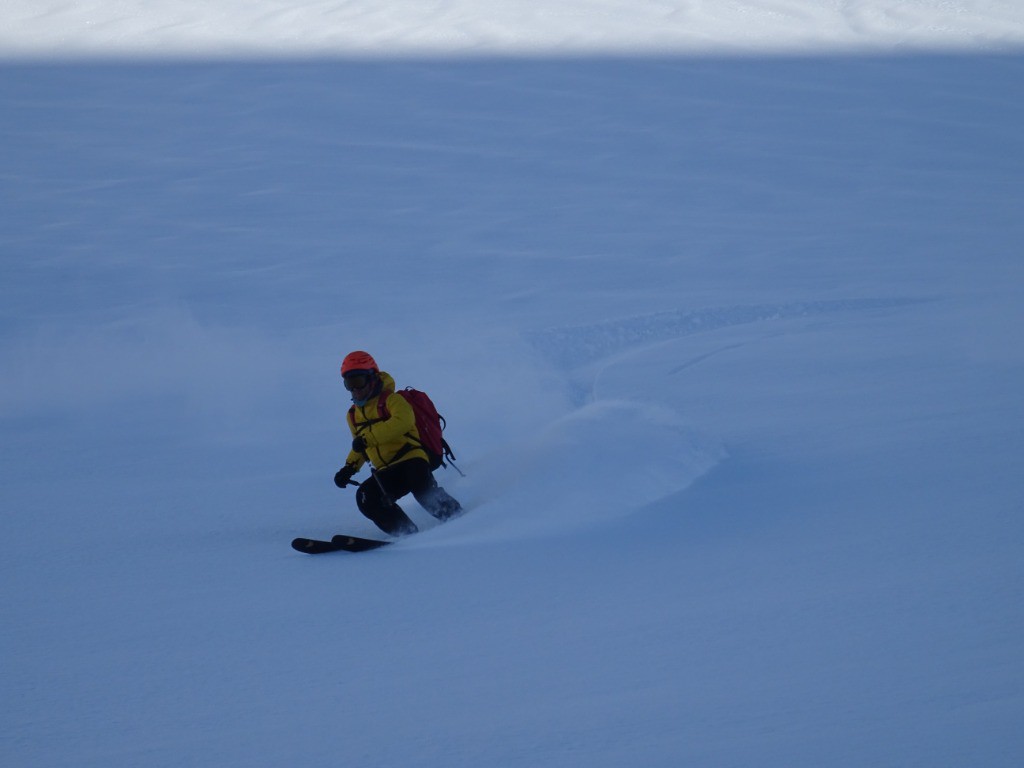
[527,297,928,369]
[428,398,725,546]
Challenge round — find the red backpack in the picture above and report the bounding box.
[354,387,457,471]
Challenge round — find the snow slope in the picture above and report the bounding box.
[4,0,1024,57]
[2,3,1024,767]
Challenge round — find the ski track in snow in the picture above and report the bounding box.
[526,296,933,416]
[527,296,927,370]
[457,296,923,544]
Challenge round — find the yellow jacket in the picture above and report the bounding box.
[345,372,429,471]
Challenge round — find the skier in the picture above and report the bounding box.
[333,350,462,536]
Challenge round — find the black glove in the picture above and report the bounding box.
[334,465,357,488]
[352,436,368,453]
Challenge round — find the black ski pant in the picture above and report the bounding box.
[356,458,461,536]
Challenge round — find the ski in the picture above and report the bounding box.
[292,502,468,554]
[331,534,392,552]
[291,534,391,554]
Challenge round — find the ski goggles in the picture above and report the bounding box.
[343,372,375,391]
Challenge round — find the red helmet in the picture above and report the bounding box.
[341,350,378,377]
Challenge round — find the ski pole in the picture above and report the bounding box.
[362,450,393,505]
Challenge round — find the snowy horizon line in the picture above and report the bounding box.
[4,0,1024,62]
[4,42,1024,65]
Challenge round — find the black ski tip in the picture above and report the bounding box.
[291,537,341,554]
[291,535,392,554]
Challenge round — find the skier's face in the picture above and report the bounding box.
[344,372,376,401]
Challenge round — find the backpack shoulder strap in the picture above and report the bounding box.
[349,399,388,432]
